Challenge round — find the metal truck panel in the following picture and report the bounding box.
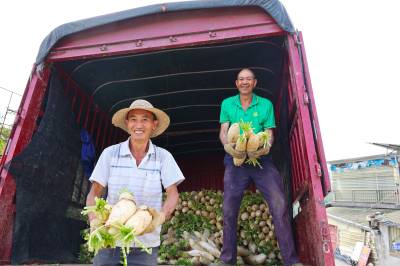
[0,67,50,263]
[287,34,334,265]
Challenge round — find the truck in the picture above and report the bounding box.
[0,0,334,265]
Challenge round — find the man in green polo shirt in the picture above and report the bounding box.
[218,68,302,266]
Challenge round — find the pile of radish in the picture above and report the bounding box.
[158,190,283,265]
[81,191,165,266]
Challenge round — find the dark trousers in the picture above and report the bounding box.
[93,247,159,266]
[221,155,299,266]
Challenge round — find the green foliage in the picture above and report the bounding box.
[81,197,110,221]
[0,127,11,155]
[167,212,213,238]
[240,191,266,212]
[176,258,193,265]
[159,239,189,261]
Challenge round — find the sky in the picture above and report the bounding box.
[0,0,399,161]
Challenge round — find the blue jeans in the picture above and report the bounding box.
[221,155,299,266]
[93,247,159,266]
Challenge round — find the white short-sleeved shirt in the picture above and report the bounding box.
[89,138,185,247]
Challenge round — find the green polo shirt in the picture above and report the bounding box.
[219,93,275,133]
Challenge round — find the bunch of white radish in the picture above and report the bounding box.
[245,130,272,168]
[227,120,254,166]
[227,121,272,168]
[81,190,165,266]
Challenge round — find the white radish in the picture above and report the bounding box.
[207,238,218,249]
[249,242,257,254]
[186,250,214,261]
[245,253,267,265]
[199,256,212,265]
[189,238,206,252]
[193,231,203,240]
[237,246,251,257]
[198,240,221,258]
[143,207,166,234]
[233,135,247,166]
[105,192,137,226]
[190,257,201,265]
[246,133,260,153]
[124,206,152,235]
[227,123,240,143]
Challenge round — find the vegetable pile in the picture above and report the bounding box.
[228,121,272,167]
[158,190,283,265]
[80,190,283,265]
[81,191,165,266]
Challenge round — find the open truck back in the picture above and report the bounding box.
[0,0,333,265]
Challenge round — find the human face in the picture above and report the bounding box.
[125,109,158,141]
[235,69,257,96]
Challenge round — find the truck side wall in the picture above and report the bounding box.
[0,67,50,263]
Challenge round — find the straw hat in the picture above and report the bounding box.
[112,99,170,138]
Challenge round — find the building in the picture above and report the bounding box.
[328,153,400,265]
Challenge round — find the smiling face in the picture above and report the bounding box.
[235,69,257,96]
[125,109,158,142]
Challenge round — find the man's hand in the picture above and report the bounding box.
[89,217,101,232]
[224,143,246,159]
[247,146,270,159]
[143,208,166,234]
[162,185,179,221]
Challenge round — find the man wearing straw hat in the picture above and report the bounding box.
[85,99,185,266]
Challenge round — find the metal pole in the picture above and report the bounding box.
[0,86,21,96]
[396,154,400,206]
[0,86,21,141]
[0,92,13,140]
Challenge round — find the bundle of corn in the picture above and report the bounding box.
[159,190,283,265]
[81,190,165,266]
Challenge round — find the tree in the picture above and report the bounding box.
[0,127,11,156]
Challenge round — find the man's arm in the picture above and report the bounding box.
[265,128,274,148]
[220,122,246,159]
[86,181,105,222]
[219,122,230,145]
[247,128,274,159]
[162,184,179,220]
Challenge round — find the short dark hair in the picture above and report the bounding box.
[237,68,256,79]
